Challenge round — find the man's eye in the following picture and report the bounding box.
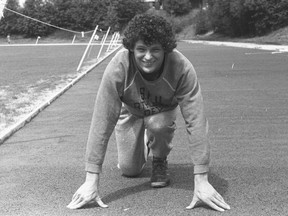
[137,48,146,52]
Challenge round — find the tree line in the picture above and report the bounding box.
[0,0,151,37]
[1,0,287,38]
[195,0,288,37]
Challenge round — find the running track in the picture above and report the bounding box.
[0,42,288,216]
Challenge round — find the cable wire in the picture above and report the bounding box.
[4,7,94,34]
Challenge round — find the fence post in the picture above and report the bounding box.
[76,25,98,71]
[97,27,111,59]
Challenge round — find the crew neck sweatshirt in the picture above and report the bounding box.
[85,48,210,174]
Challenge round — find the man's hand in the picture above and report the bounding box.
[67,172,108,210]
[186,173,230,212]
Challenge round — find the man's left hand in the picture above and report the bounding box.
[186,173,230,212]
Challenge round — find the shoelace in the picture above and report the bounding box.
[152,160,167,175]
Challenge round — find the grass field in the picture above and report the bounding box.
[0,44,105,132]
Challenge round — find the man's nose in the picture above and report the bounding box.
[144,51,152,60]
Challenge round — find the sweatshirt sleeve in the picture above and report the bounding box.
[85,51,126,173]
[175,58,210,174]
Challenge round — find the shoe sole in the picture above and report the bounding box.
[151,180,170,188]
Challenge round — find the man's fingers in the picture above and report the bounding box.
[67,196,108,209]
[186,193,230,212]
[72,192,78,200]
[95,196,108,208]
[67,194,82,208]
[214,192,225,202]
[186,196,199,209]
[67,197,88,210]
[212,195,231,210]
[205,199,225,212]
[67,196,86,209]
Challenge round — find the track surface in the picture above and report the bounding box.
[1,42,288,216]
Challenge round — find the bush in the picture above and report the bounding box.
[244,0,288,35]
[206,0,288,37]
[108,0,150,32]
[163,0,192,16]
[0,0,21,36]
[194,9,211,35]
[19,0,55,37]
[0,0,150,37]
[147,8,198,34]
[206,0,234,35]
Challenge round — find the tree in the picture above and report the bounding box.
[107,0,150,32]
[19,0,55,37]
[82,0,110,30]
[189,0,203,9]
[51,0,110,31]
[0,0,21,36]
[163,0,192,16]
[204,0,288,37]
[243,0,288,35]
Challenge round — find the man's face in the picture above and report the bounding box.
[132,40,165,74]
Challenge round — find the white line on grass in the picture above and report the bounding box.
[183,40,288,53]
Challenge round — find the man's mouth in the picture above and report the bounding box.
[142,61,154,66]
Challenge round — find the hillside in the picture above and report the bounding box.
[178,25,288,45]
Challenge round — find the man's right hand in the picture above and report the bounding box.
[66,172,108,209]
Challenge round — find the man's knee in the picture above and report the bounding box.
[146,117,175,134]
[118,162,143,177]
[145,110,176,134]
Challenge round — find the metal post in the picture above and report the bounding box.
[72,35,76,44]
[76,25,98,71]
[113,32,120,46]
[97,27,111,59]
[36,36,41,44]
[106,32,116,53]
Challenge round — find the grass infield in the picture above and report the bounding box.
[0,44,103,133]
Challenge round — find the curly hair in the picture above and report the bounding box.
[122,14,177,53]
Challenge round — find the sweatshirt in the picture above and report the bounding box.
[85,48,210,174]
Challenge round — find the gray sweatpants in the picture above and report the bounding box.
[115,106,177,176]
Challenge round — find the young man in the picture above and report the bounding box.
[67,14,230,212]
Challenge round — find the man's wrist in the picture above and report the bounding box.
[85,171,99,183]
[194,172,208,185]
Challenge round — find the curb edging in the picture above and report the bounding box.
[182,40,288,52]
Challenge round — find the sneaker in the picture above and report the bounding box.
[151,157,170,188]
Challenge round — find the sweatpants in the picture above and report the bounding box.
[115,105,177,177]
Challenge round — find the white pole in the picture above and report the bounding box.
[97,27,110,59]
[100,35,105,44]
[77,25,98,71]
[112,33,119,48]
[106,32,116,53]
[36,36,41,44]
[114,32,120,47]
[72,35,76,44]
